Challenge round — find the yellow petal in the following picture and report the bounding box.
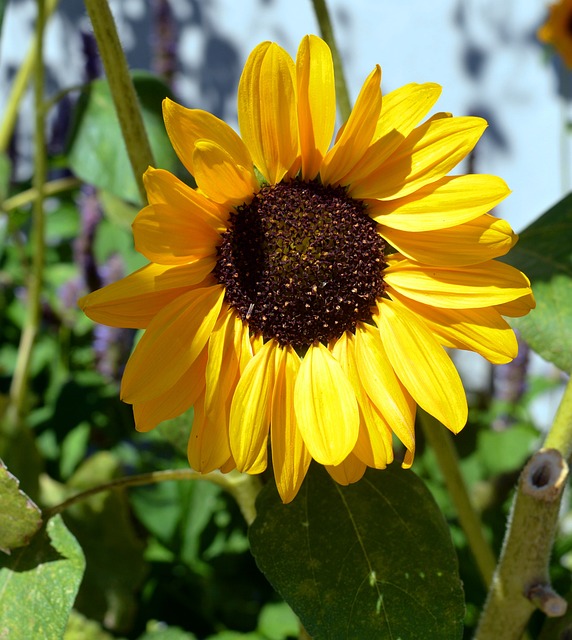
[354,324,416,452]
[366,174,510,231]
[343,82,442,184]
[204,306,241,415]
[320,65,382,186]
[389,291,518,364]
[384,259,533,309]
[326,453,367,486]
[238,41,298,184]
[349,116,487,200]
[162,98,253,177]
[121,284,225,403]
[229,339,276,473]
[78,263,213,328]
[375,298,467,433]
[379,214,518,266]
[296,35,335,180]
[330,332,392,469]
[192,140,259,207]
[133,203,220,265]
[143,167,228,232]
[495,292,536,317]
[294,342,359,466]
[133,345,208,432]
[271,345,311,503]
[187,390,232,473]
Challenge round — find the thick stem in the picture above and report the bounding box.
[474,449,568,639]
[5,0,48,433]
[419,409,497,587]
[310,0,352,122]
[83,0,154,203]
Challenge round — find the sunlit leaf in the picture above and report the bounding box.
[0,515,85,639]
[67,72,179,205]
[502,194,572,372]
[137,621,198,640]
[250,464,464,640]
[0,460,42,553]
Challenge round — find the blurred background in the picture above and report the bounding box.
[0,2,570,638]
[2,0,566,422]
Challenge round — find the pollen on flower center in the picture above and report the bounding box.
[214,179,386,349]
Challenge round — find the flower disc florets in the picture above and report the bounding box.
[214,179,386,349]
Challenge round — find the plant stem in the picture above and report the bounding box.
[419,409,497,587]
[83,0,155,204]
[0,0,58,154]
[475,376,572,637]
[1,176,81,213]
[543,374,572,457]
[474,449,568,639]
[310,0,352,122]
[44,468,262,526]
[5,0,48,433]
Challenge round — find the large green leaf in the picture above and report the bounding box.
[0,460,42,553]
[0,515,85,640]
[249,465,464,640]
[67,71,179,205]
[502,193,572,372]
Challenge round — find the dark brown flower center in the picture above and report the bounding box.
[214,179,386,349]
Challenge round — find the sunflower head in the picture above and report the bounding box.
[538,0,572,68]
[79,35,534,503]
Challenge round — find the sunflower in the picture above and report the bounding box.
[538,0,572,68]
[79,35,534,503]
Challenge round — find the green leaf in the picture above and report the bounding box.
[63,452,147,633]
[137,621,198,640]
[476,424,539,476]
[67,72,179,205]
[0,515,86,640]
[249,465,464,640]
[502,194,572,372]
[63,610,118,640]
[257,602,299,640]
[0,460,42,553]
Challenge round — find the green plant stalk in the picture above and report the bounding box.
[474,448,569,639]
[419,409,497,587]
[0,0,58,154]
[475,376,572,637]
[83,0,154,203]
[45,468,262,526]
[5,0,48,432]
[310,0,352,122]
[1,176,81,213]
[543,374,572,456]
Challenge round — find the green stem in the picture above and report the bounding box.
[0,0,58,154]
[542,374,572,456]
[474,450,568,639]
[44,468,262,526]
[83,0,155,203]
[475,378,572,637]
[1,176,81,213]
[419,409,496,587]
[310,0,352,122]
[5,0,48,433]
